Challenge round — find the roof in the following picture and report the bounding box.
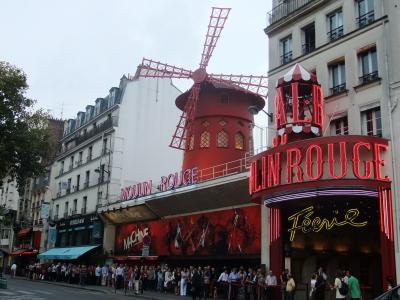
[37,245,99,260]
[276,63,318,86]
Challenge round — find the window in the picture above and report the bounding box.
[361,107,382,137]
[99,164,105,183]
[357,0,374,27]
[235,132,245,150]
[329,61,346,95]
[67,178,72,194]
[73,199,77,214]
[85,171,90,188]
[76,175,80,191]
[332,117,349,135]
[87,146,93,162]
[55,205,59,218]
[69,156,74,170]
[359,48,378,84]
[58,182,62,195]
[82,196,87,214]
[327,10,343,41]
[78,151,83,165]
[102,138,108,155]
[302,23,315,55]
[200,131,210,148]
[280,35,292,64]
[217,130,229,148]
[189,135,194,151]
[64,202,69,216]
[60,161,64,175]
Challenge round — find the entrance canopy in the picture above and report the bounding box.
[38,245,99,260]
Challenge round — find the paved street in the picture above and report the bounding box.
[1,276,189,300]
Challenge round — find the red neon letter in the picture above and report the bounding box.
[287,148,303,184]
[306,144,323,180]
[312,85,324,129]
[274,87,287,129]
[249,161,262,194]
[373,143,390,181]
[327,142,347,179]
[267,153,281,187]
[352,142,373,179]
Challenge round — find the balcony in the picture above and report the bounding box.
[359,71,379,85]
[281,51,293,65]
[76,185,80,192]
[330,83,346,96]
[84,181,89,189]
[302,43,315,55]
[267,0,316,26]
[76,160,83,167]
[357,11,374,28]
[328,26,344,42]
[66,188,71,194]
[59,169,64,176]
[56,191,61,198]
[75,118,113,147]
[63,212,68,219]
[68,164,73,171]
[86,155,92,163]
[71,209,77,215]
[81,207,87,214]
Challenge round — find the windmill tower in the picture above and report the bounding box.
[135,7,268,171]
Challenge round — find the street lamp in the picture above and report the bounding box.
[248,105,274,123]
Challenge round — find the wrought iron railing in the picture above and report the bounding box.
[267,0,316,26]
[359,71,379,84]
[357,10,374,28]
[302,42,315,55]
[330,83,346,95]
[281,51,293,65]
[327,26,344,42]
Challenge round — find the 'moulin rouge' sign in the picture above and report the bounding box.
[249,135,391,196]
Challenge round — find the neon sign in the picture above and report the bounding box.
[287,206,368,241]
[120,167,198,201]
[249,136,390,195]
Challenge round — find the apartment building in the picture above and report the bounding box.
[264,0,400,291]
[40,75,182,260]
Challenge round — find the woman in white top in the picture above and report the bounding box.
[310,273,317,299]
[331,271,346,300]
[180,267,189,296]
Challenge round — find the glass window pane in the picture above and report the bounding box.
[375,108,382,136]
[340,64,345,84]
[361,53,370,75]
[371,50,378,72]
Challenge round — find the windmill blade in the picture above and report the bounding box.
[208,73,268,98]
[199,7,231,69]
[170,83,201,150]
[133,58,193,79]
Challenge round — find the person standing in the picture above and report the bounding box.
[310,273,317,300]
[281,269,289,300]
[286,274,296,300]
[11,263,17,278]
[266,270,278,300]
[95,265,101,285]
[191,269,202,300]
[101,264,108,286]
[348,271,361,300]
[331,271,346,300]
[80,265,87,286]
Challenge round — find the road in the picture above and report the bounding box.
[1,278,130,300]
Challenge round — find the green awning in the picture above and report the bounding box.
[37,245,99,260]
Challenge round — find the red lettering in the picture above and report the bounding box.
[183,169,191,185]
[312,85,324,129]
[373,143,390,181]
[275,87,287,128]
[306,144,323,180]
[168,174,175,189]
[143,180,152,196]
[286,148,303,184]
[352,142,373,179]
[328,142,347,179]
[267,153,281,187]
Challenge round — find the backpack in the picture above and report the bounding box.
[339,279,349,296]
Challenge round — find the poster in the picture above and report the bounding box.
[115,205,261,256]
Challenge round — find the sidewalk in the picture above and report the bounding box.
[8,275,197,300]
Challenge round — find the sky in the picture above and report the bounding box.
[1,0,272,121]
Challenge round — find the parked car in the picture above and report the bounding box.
[375,286,400,300]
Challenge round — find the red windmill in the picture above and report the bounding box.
[135,7,268,171]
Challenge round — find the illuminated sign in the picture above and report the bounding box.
[120,167,198,201]
[249,136,390,195]
[287,206,368,241]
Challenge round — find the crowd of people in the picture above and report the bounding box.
[20,262,281,299]
[14,262,389,300]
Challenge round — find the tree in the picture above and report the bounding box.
[0,61,56,192]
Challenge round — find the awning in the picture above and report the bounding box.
[10,249,37,256]
[17,228,32,237]
[37,245,99,260]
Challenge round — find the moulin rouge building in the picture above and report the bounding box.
[250,64,394,297]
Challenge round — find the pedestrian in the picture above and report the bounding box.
[266,269,278,300]
[95,265,101,285]
[347,271,361,300]
[116,264,124,289]
[80,264,87,286]
[286,274,295,300]
[133,266,141,295]
[180,267,189,296]
[191,269,202,300]
[11,262,17,278]
[281,269,289,300]
[101,264,108,286]
[314,272,326,300]
[331,271,346,300]
[310,273,317,300]
[203,266,211,299]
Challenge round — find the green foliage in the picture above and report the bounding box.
[0,61,56,192]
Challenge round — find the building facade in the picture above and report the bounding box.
[39,76,182,261]
[260,0,400,297]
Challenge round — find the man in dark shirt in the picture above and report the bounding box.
[191,269,202,300]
